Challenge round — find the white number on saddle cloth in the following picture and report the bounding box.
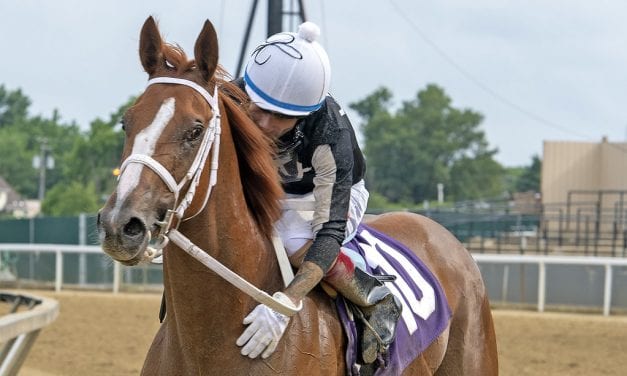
[359,229,436,335]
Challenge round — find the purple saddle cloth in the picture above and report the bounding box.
[337,224,452,375]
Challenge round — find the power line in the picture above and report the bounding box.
[387,0,605,143]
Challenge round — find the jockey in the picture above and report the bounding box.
[234,22,402,364]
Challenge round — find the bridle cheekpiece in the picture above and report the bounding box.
[118,77,221,260]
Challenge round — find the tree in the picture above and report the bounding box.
[448,153,505,201]
[0,110,81,198]
[42,181,100,216]
[515,155,541,193]
[0,82,135,216]
[0,129,36,197]
[0,84,130,207]
[63,97,132,201]
[503,166,524,196]
[0,85,30,127]
[351,84,504,204]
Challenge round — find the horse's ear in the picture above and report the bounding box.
[194,20,219,84]
[139,16,165,76]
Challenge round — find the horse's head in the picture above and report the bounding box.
[97,17,221,265]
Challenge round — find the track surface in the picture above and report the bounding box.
[6,290,627,375]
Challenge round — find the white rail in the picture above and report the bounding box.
[472,254,627,316]
[2,244,627,315]
[0,244,121,293]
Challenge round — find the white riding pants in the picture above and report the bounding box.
[275,180,369,256]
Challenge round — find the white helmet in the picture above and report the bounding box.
[244,22,331,117]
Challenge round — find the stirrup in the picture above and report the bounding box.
[375,274,396,283]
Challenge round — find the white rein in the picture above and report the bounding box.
[118,77,301,317]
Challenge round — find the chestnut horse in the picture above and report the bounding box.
[98,17,498,375]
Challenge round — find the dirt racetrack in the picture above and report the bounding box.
[6,289,627,375]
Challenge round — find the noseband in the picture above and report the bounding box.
[119,77,221,252]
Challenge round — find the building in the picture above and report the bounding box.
[542,137,627,204]
[541,137,627,255]
[0,176,39,218]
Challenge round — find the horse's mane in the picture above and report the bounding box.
[219,87,284,236]
[159,43,283,236]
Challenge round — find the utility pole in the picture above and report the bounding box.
[33,137,54,202]
[235,0,307,78]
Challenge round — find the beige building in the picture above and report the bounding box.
[542,137,627,204]
[542,137,627,242]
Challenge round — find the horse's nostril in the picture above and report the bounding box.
[123,217,146,238]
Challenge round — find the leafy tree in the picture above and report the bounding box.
[0,128,36,197]
[351,84,503,203]
[503,166,524,195]
[0,112,80,198]
[42,181,100,216]
[0,84,130,208]
[0,85,30,127]
[63,97,132,200]
[448,153,504,201]
[366,191,415,211]
[515,155,541,192]
[0,82,136,216]
[349,87,393,121]
[29,114,81,196]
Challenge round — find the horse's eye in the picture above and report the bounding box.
[186,124,204,142]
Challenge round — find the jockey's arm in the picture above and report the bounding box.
[283,260,324,305]
[283,139,354,305]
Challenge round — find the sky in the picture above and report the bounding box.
[1,0,626,167]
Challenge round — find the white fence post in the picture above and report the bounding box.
[55,250,63,292]
[603,264,613,316]
[501,265,509,302]
[113,262,121,294]
[78,213,87,285]
[538,261,546,313]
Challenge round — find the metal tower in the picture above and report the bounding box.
[234,0,307,78]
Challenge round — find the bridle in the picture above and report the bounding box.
[119,77,222,252]
[117,76,301,316]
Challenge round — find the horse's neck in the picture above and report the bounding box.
[162,131,282,349]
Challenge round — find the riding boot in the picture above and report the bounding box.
[323,249,402,364]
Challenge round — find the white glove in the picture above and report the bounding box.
[236,292,295,359]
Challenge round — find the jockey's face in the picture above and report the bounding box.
[248,103,299,140]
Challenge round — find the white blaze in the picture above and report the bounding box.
[113,98,176,217]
